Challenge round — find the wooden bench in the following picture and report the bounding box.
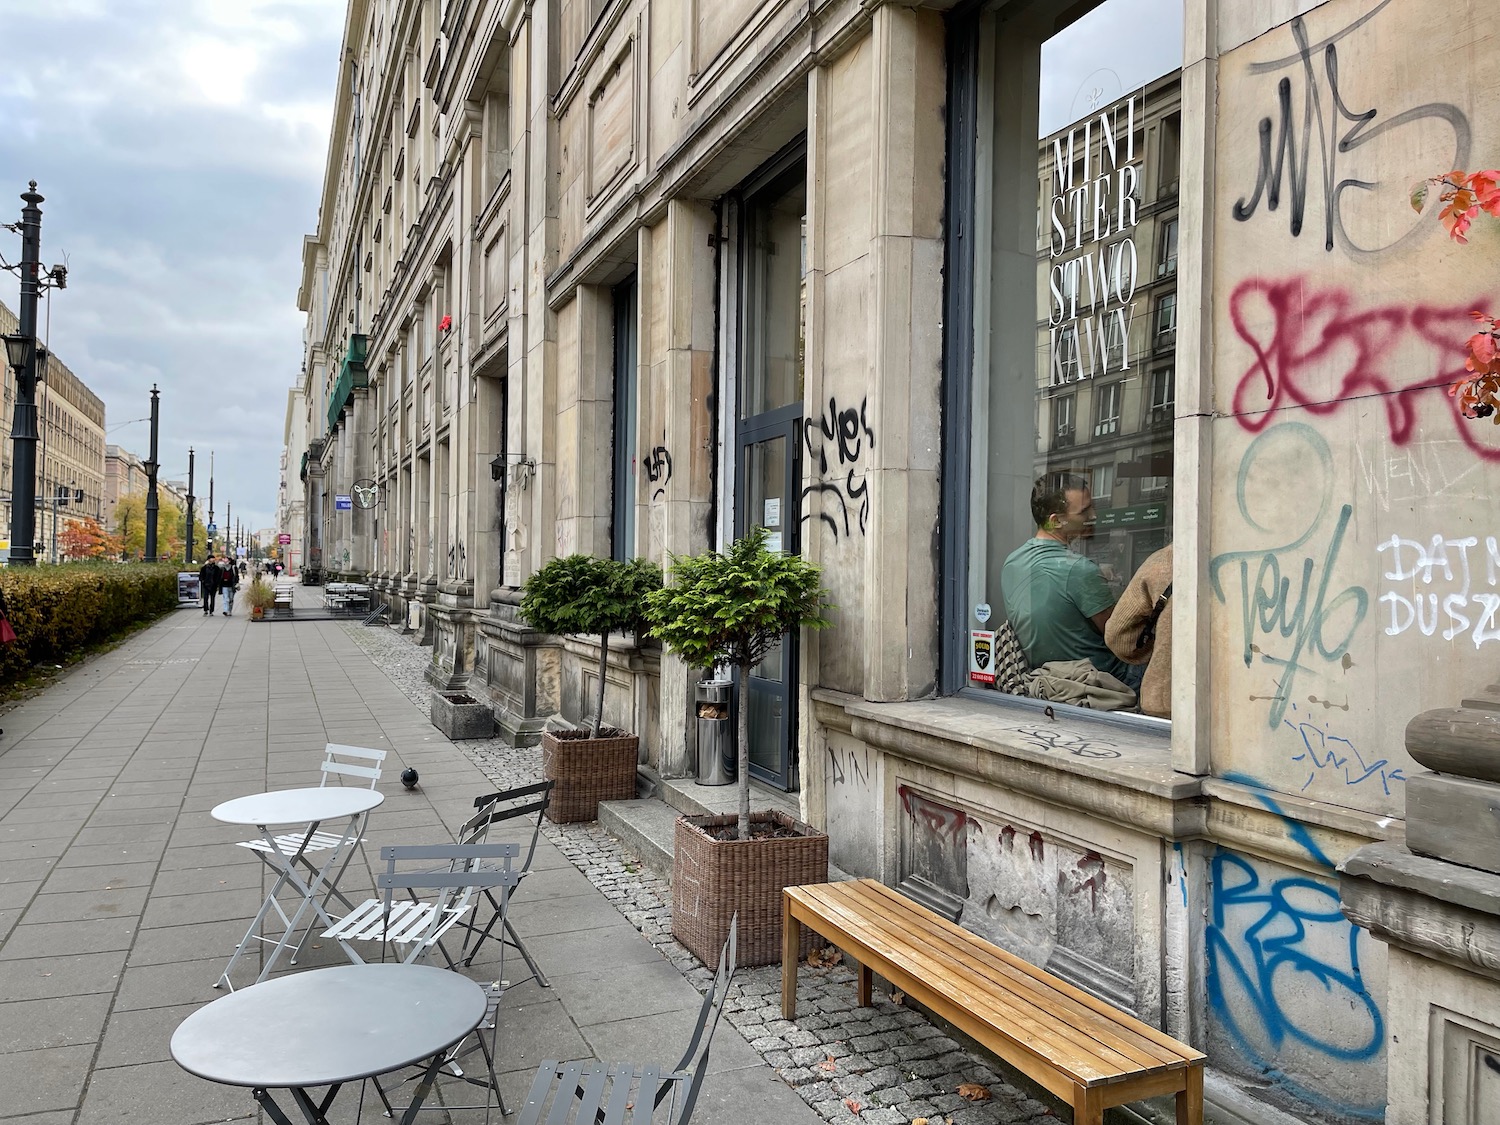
[782,879,1204,1125]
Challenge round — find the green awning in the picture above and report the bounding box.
[326,333,369,433]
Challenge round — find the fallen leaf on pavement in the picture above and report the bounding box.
[817,1056,839,1073]
[843,1098,862,1114]
[807,945,841,968]
[890,988,906,1006]
[957,1083,992,1101]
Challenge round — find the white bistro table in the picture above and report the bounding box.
[173,963,486,1125]
[213,786,384,989]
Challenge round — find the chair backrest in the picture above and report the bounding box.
[457,780,555,877]
[375,842,522,960]
[320,743,387,789]
[666,916,738,1123]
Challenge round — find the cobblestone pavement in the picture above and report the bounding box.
[345,622,1058,1125]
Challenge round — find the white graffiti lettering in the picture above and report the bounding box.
[1377,534,1500,647]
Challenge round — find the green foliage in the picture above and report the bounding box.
[245,578,277,611]
[0,563,180,683]
[520,554,663,640]
[645,527,831,671]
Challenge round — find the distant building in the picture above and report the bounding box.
[1,299,106,559]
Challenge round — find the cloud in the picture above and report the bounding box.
[1040,0,1183,137]
[0,0,343,534]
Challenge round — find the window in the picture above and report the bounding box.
[1154,293,1177,353]
[611,277,638,560]
[1052,393,1076,448]
[1093,381,1122,438]
[947,0,1181,718]
[1157,218,1178,278]
[1147,366,1174,425]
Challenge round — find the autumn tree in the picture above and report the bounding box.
[59,516,112,560]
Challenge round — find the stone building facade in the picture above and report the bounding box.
[2,299,106,558]
[291,1,1500,1121]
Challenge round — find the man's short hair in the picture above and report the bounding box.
[1030,473,1090,527]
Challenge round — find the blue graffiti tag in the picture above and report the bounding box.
[1206,852,1385,1119]
[1285,708,1407,795]
[1210,425,1369,731]
[1206,778,1384,1120]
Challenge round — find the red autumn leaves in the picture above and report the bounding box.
[1411,169,1500,421]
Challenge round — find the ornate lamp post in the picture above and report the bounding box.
[4,183,45,565]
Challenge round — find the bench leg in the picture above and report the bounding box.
[1175,1066,1203,1125]
[1073,1085,1104,1125]
[782,896,801,1020]
[856,962,873,1007]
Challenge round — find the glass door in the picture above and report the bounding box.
[736,408,801,789]
[733,150,806,791]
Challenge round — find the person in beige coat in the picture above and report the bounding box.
[1105,545,1172,718]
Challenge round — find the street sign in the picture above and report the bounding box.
[207,524,218,535]
[278,533,292,545]
[334,494,353,511]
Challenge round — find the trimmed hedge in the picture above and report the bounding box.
[0,563,180,684]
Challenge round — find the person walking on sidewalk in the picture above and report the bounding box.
[219,558,240,616]
[198,556,222,616]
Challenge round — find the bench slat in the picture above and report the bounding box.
[833,880,1190,1070]
[792,880,1202,1083]
[792,884,1147,1081]
[852,880,1203,1066]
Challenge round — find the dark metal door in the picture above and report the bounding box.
[735,403,801,790]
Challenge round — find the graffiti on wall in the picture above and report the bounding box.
[1230,0,1470,256]
[1210,424,1368,731]
[1378,532,1500,647]
[446,539,467,580]
[644,445,672,502]
[801,396,875,540]
[827,742,873,788]
[1283,702,1406,794]
[1207,786,1384,1120]
[1229,278,1500,458]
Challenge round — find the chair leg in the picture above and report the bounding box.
[504,916,551,987]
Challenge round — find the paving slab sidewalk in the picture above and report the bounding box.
[0,587,820,1125]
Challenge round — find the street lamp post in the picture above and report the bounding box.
[143,385,160,562]
[4,183,45,565]
[185,447,195,565]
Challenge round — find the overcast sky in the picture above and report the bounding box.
[0,0,1176,542]
[0,0,344,538]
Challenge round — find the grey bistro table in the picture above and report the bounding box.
[212,786,385,989]
[173,962,487,1125]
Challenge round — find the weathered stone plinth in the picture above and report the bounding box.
[430,691,495,740]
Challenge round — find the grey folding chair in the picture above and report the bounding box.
[516,916,738,1125]
[451,779,556,984]
[234,743,387,865]
[321,842,522,969]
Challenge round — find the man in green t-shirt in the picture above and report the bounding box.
[1000,474,1137,685]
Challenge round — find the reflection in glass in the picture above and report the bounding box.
[742,178,807,418]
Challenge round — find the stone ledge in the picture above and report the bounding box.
[1340,841,1500,983]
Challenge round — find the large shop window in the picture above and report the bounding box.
[946,0,1182,721]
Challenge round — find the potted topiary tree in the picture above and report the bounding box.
[646,526,832,967]
[519,553,663,822]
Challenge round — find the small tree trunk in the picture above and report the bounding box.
[737,659,751,842]
[592,631,610,738]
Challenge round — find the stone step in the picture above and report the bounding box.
[598,794,854,886]
[597,797,678,881]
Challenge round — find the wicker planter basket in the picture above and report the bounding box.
[542,728,639,823]
[672,810,829,968]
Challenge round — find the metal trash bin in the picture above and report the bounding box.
[695,680,735,786]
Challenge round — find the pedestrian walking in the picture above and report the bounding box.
[220,558,240,616]
[198,556,222,616]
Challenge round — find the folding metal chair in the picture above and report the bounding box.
[516,916,738,1124]
[234,743,387,865]
[451,779,556,984]
[321,842,521,968]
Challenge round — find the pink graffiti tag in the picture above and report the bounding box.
[896,785,968,844]
[1230,278,1500,460]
